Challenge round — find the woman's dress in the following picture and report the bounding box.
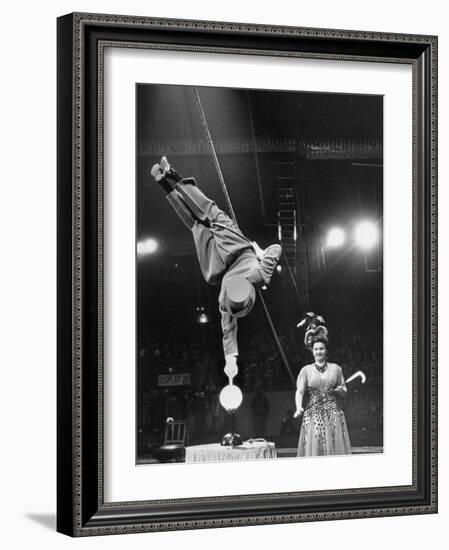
[297,363,351,456]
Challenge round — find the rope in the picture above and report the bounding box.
[193,87,296,385]
[282,250,306,309]
[193,88,239,228]
[258,290,296,384]
[195,88,304,313]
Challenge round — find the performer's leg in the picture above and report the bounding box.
[152,155,237,230]
[166,191,196,230]
[151,156,251,280]
[174,181,221,225]
[151,168,197,230]
[164,191,226,283]
[175,182,252,250]
[192,223,226,284]
[178,181,254,274]
[152,157,209,230]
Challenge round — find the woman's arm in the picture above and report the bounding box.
[294,367,307,417]
[294,388,304,418]
[333,365,347,398]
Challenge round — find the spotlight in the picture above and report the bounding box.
[326,227,345,248]
[137,238,158,255]
[354,221,378,249]
[276,265,282,273]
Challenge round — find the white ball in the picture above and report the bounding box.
[219,385,243,411]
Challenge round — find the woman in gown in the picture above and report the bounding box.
[294,337,351,456]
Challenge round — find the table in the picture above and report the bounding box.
[185,440,277,463]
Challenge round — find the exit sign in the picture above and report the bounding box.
[158,373,191,386]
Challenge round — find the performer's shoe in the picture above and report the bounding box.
[150,156,171,182]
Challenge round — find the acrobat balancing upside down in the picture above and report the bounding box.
[151,156,282,383]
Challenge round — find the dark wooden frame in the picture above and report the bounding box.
[57,12,438,537]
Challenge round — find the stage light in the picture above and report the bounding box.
[137,238,158,255]
[219,384,243,412]
[276,265,282,273]
[326,227,345,248]
[354,221,378,249]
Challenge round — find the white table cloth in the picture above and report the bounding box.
[185,440,277,463]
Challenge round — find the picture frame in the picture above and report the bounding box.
[57,12,437,536]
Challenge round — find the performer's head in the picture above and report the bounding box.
[311,337,328,363]
[222,276,256,318]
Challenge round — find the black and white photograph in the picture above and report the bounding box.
[135,84,383,465]
[0,0,443,545]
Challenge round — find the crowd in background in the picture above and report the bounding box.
[138,284,383,451]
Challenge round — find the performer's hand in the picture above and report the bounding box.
[224,354,238,382]
[252,241,264,260]
[294,407,304,418]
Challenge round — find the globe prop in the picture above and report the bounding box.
[219,384,243,412]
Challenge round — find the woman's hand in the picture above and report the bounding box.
[294,407,304,418]
[333,385,347,398]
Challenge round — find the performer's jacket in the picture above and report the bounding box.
[218,247,281,357]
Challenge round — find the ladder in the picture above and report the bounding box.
[276,159,297,273]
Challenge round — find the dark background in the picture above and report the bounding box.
[135,84,383,461]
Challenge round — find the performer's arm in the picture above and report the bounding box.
[220,306,238,357]
[294,367,307,418]
[220,307,239,382]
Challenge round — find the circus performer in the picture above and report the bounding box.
[151,156,282,382]
[294,313,352,456]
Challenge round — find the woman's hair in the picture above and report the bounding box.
[311,336,328,349]
[304,324,329,350]
[298,312,329,350]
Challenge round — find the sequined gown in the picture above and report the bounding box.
[297,363,351,456]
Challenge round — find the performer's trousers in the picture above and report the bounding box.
[167,179,252,284]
